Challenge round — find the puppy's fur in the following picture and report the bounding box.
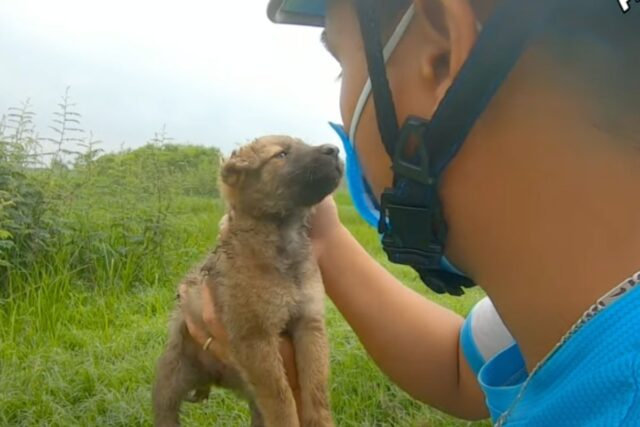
[152,136,343,427]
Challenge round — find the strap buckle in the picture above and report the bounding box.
[378,194,444,268]
[377,118,475,296]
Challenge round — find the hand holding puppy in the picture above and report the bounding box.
[178,282,302,413]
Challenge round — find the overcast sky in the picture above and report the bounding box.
[0,0,343,154]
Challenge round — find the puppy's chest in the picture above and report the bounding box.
[219,230,315,289]
[274,240,312,287]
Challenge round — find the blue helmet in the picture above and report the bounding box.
[267,0,326,27]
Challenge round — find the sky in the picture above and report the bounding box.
[0,0,343,155]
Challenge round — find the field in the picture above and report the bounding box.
[0,194,491,427]
[0,102,491,426]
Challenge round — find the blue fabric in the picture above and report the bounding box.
[466,285,640,426]
[328,122,380,227]
[460,305,489,375]
[505,284,640,426]
[478,343,527,422]
[461,306,525,421]
[440,255,468,279]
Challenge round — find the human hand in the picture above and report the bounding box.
[309,196,344,262]
[178,281,301,408]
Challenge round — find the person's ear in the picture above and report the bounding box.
[413,0,479,108]
[220,148,260,187]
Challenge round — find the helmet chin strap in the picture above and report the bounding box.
[353,0,568,296]
[348,5,416,147]
[352,0,400,159]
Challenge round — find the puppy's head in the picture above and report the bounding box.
[220,136,343,218]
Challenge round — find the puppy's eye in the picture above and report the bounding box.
[274,150,288,159]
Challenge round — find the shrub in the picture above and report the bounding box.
[0,90,222,294]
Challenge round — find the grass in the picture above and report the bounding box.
[0,192,491,427]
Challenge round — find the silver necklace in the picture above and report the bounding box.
[494,270,640,427]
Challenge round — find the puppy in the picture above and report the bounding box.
[152,136,343,427]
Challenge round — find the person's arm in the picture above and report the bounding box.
[312,201,488,420]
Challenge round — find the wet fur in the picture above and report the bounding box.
[152,136,341,427]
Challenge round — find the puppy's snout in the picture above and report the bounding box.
[319,144,339,157]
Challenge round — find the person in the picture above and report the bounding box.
[180,0,640,425]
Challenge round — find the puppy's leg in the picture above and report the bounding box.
[152,318,213,427]
[248,398,265,427]
[231,335,299,427]
[152,350,203,426]
[291,288,334,427]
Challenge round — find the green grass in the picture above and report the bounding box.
[0,193,491,427]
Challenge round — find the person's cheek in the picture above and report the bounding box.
[355,108,393,199]
[338,61,393,199]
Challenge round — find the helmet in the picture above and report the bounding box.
[267,0,325,27]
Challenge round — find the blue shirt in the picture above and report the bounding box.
[461,285,640,426]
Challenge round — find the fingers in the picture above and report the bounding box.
[201,283,228,341]
[181,282,302,417]
[184,307,210,347]
[178,282,190,303]
[179,282,224,348]
[178,284,206,345]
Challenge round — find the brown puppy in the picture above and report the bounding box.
[152,136,343,427]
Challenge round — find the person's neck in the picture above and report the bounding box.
[487,220,640,373]
[478,105,640,373]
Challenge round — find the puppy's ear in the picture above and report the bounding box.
[221,148,260,186]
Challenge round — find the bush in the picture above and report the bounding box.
[0,101,55,288]
[0,91,222,294]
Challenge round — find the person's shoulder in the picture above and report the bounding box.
[617,353,640,426]
[515,285,640,426]
[515,352,640,426]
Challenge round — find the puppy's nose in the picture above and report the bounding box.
[319,144,339,157]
